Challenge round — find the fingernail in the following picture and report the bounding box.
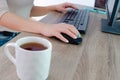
[74,35,77,39]
[77,33,81,38]
[66,40,69,43]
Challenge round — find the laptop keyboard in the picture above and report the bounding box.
[60,9,89,34]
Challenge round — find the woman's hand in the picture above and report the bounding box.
[53,2,77,12]
[40,23,79,43]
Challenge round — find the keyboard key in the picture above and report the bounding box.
[68,21,76,25]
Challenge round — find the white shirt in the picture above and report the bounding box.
[0,0,34,18]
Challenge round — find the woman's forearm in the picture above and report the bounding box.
[30,6,55,17]
[0,12,46,34]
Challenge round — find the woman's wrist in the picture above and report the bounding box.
[46,5,57,12]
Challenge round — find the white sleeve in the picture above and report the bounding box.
[0,0,9,18]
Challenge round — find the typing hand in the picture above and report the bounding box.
[53,2,78,13]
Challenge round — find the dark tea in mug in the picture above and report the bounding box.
[20,42,47,51]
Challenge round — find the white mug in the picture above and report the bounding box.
[4,36,52,80]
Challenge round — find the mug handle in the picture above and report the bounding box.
[4,43,16,65]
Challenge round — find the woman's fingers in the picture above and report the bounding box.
[63,29,77,39]
[64,3,77,9]
[54,23,80,43]
[68,24,79,36]
[55,33,69,43]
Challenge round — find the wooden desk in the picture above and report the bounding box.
[0,5,120,80]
